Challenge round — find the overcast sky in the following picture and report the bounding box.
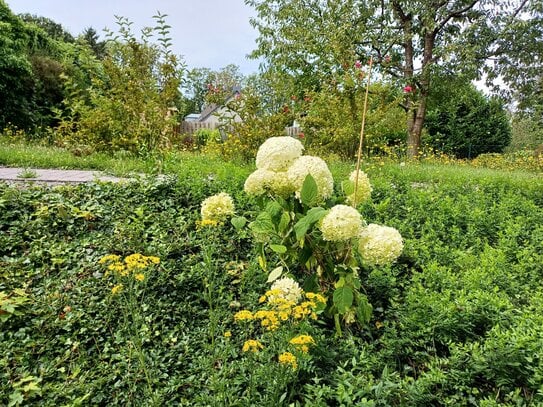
[7,0,261,74]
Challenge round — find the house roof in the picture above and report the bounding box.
[198,86,241,122]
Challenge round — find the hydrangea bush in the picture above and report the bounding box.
[201,136,403,334]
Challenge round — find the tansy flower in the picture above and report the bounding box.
[287,156,334,202]
[255,136,304,171]
[223,331,232,338]
[278,352,298,370]
[242,339,264,353]
[319,205,363,241]
[289,334,315,353]
[358,223,403,265]
[134,273,145,282]
[201,192,235,222]
[111,284,123,295]
[234,310,254,321]
[99,254,120,264]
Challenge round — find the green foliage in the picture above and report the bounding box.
[246,0,540,156]
[425,79,511,158]
[1,155,543,405]
[208,87,295,161]
[301,81,406,158]
[56,14,184,154]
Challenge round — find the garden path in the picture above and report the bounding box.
[0,166,128,185]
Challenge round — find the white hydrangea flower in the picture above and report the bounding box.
[269,171,295,197]
[319,205,363,241]
[255,136,304,171]
[358,223,403,265]
[287,156,334,201]
[244,168,274,196]
[244,169,294,197]
[200,192,235,222]
[345,170,372,205]
[270,277,303,303]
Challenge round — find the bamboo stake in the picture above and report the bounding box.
[353,56,373,208]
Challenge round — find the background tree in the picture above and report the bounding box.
[424,76,511,158]
[182,64,245,117]
[0,2,73,132]
[79,27,106,59]
[57,13,185,154]
[246,0,540,157]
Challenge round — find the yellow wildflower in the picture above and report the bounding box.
[99,254,120,264]
[224,331,232,338]
[289,334,315,353]
[196,219,219,228]
[234,310,254,322]
[111,284,123,295]
[305,292,326,304]
[242,339,264,353]
[135,273,145,282]
[254,310,280,330]
[278,352,298,370]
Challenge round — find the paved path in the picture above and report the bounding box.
[0,167,128,185]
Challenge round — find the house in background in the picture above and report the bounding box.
[180,86,242,135]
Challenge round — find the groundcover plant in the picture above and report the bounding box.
[1,144,543,405]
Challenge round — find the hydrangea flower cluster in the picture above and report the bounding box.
[255,136,304,171]
[345,169,372,205]
[358,223,404,265]
[319,205,364,241]
[244,137,333,201]
[287,155,334,201]
[200,192,235,222]
[269,277,303,303]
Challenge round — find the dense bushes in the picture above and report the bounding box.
[425,79,511,158]
[1,162,543,405]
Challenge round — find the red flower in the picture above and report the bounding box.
[291,95,298,101]
[355,60,362,69]
[403,85,413,93]
[298,132,305,139]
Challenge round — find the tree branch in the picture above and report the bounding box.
[434,0,480,35]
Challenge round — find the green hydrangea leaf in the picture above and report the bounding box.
[300,174,318,206]
[333,286,353,314]
[294,207,327,240]
[231,216,247,231]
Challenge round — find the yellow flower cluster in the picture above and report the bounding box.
[196,218,219,228]
[234,291,326,332]
[289,334,315,353]
[99,253,160,281]
[278,352,298,370]
[242,339,264,353]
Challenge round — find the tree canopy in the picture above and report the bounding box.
[246,0,542,157]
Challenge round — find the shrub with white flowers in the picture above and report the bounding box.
[255,136,304,171]
[287,155,334,201]
[201,136,403,334]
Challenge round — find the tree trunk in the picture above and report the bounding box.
[406,91,428,158]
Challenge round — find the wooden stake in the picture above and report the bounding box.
[353,57,373,208]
